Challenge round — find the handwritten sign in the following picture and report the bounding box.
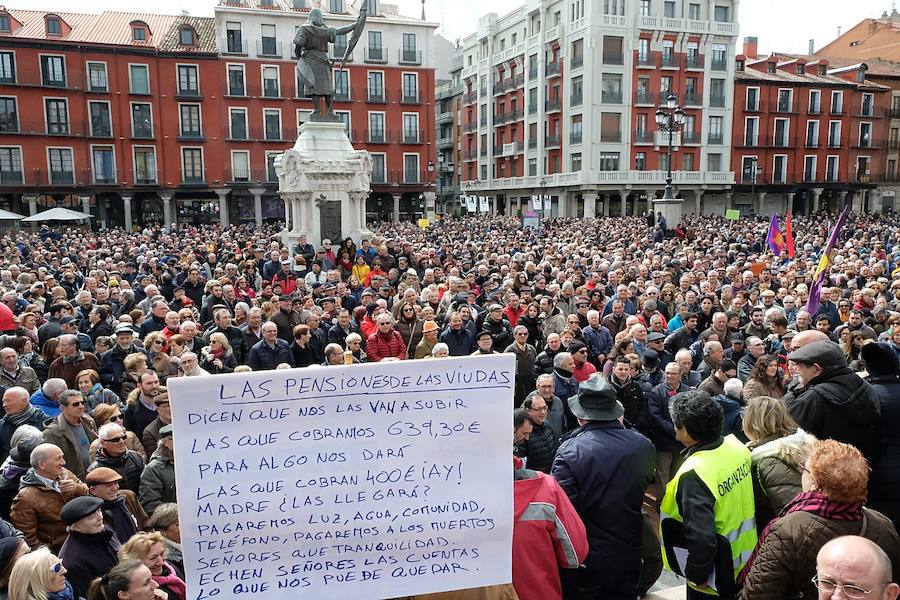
[168,355,515,600]
[417,218,430,229]
[725,209,741,220]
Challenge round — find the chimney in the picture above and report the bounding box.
[808,39,815,55]
[743,36,758,59]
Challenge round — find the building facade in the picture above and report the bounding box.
[435,55,463,214]
[0,0,438,229]
[456,0,739,218]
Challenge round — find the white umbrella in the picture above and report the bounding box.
[22,207,92,222]
[0,209,25,221]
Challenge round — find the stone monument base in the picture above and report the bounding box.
[653,197,684,229]
[275,120,373,252]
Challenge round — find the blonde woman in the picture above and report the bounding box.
[118,532,185,600]
[199,333,236,374]
[146,504,183,578]
[142,332,174,380]
[8,547,70,600]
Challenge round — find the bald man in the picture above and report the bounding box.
[816,536,900,600]
[791,330,831,351]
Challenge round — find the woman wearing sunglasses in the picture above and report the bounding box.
[8,547,71,600]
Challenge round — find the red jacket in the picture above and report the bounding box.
[503,305,525,328]
[513,459,588,600]
[366,329,407,362]
[272,272,298,296]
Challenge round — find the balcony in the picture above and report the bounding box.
[331,45,349,60]
[637,53,656,67]
[223,39,246,55]
[602,90,623,104]
[600,131,622,143]
[709,95,726,108]
[436,111,453,125]
[545,62,561,76]
[367,88,387,103]
[334,86,353,101]
[571,54,584,69]
[891,108,900,119]
[528,67,538,79]
[463,122,478,133]
[827,138,842,148]
[257,40,282,58]
[177,129,205,142]
[545,134,561,147]
[658,91,675,104]
[492,145,503,157]
[175,87,201,100]
[830,105,845,116]
[366,130,389,144]
[463,91,477,105]
[400,90,420,104]
[437,135,453,148]
[708,133,724,144]
[224,82,247,97]
[0,171,23,185]
[401,130,423,144]
[853,138,881,149]
[772,136,796,148]
[364,47,387,64]
[710,59,728,71]
[463,150,478,161]
[493,81,505,96]
[261,81,281,98]
[809,104,822,115]
[776,101,796,114]
[603,53,624,66]
[683,93,702,106]
[181,169,206,186]
[528,138,537,148]
[634,129,653,144]
[570,93,583,107]
[685,54,704,69]
[661,54,679,68]
[545,98,561,112]
[635,90,653,105]
[683,131,701,144]
[570,131,582,144]
[399,49,422,65]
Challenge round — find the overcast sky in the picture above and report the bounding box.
[20,0,891,55]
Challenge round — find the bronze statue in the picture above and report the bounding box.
[293,7,367,119]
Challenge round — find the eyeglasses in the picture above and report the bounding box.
[69,401,85,407]
[109,415,123,422]
[104,435,127,443]
[529,406,549,413]
[811,575,880,599]
[576,349,588,354]
[51,561,63,574]
[515,332,528,336]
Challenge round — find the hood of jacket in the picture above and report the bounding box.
[751,429,817,469]
[18,467,53,490]
[807,367,880,425]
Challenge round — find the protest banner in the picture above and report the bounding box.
[466,196,477,213]
[168,354,515,600]
[479,196,489,212]
[725,209,741,220]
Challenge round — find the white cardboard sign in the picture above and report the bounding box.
[168,354,515,600]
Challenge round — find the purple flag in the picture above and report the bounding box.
[805,205,850,316]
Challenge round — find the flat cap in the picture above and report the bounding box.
[60,496,104,526]
[85,467,123,485]
[787,340,847,370]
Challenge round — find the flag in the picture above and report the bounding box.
[805,204,850,315]
[785,212,796,259]
[766,213,785,255]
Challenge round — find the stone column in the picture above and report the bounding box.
[620,191,628,217]
[757,192,767,215]
[811,188,822,213]
[583,193,598,218]
[602,194,610,216]
[158,191,174,229]
[24,194,38,217]
[121,194,133,231]
[214,188,230,228]
[505,196,512,216]
[349,191,372,240]
[80,194,91,218]
[694,191,703,216]
[250,188,266,228]
[423,191,436,221]
[392,193,401,222]
[725,192,733,211]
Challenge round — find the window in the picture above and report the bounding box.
[708,116,723,143]
[402,114,419,143]
[132,26,146,41]
[861,93,874,117]
[229,109,247,139]
[89,102,111,137]
[329,69,349,101]
[129,64,150,94]
[528,157,537,176]
[603,0,624,14]
[826,155,839,181]
[661,41,675,66]
[403,154,419,183]
[709,79,725,106]
[365,0,377,13]
[92,147,115,183]
[177,65,199,96]
[367,31,383,61]
[664,1,676,17]
[0,14,9,32]
[182,148,204,182]
[831,90,843,114]
[48,148,73,184]
[708,153,722,171]
[227,65,245,96]
[600,112,621,143]
[179,104,201,138]
[774,118,789,147]
[804,155,817,181]
[231,151,250,181]
[371,154,385,183]
[688,3,700,19]
[266,152,279,182]
[226,22,243,53]
[0,98,16,133]
[329,0,344,12]
[402,33,418,63]
[45,99,68,135]
[134,147,157,183]
[571,39,584,68]
[333,33,348,58]
[744,117,758,146]
[368,112,385,142]
[264,109,281,140]
[335,110,350,136]
[773,155,787,183]
[806,120,819,146]
[683,153,694,171]
[571,76,583,106]
[828,121,841,147]
[571,153,582,171]
[640,0,650,16]
[601,74,622,104]
[40,55,65,87]
[0,148,23,184]
[0,52,13,83]
[638,39,650,63]
[179,27,194,46]
[777,89,793,112]
[262,66,280,97]
[711,45,727,70]
[131,103,153,138]
[859,122,872,147]
[368,71,384,101]
[402,73,418,103]
[637,77,650,103]
[257,24,277,57]
[635,152,646,170]
[570,114,583,144]
[714,5,729,21]
[744,156,762,183]
[82,62,107,93]
[599,152,619,171]
[46,17,61,35]
[602,36,623,65]
[659,153,670,173]
[809,90,821,113]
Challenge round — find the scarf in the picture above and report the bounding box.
[47,580,75,600]
[740,490,863,582]
[154,563,187,600]
[8,405,42,427]
[88,383,102,397]
[211,346,225,359]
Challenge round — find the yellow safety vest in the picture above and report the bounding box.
[660,434,758,596]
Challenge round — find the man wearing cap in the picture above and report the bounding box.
[86,467,147,544]
[415,321,440,359]
[646,332,672,369]
[784,340,881,463]
[99,325,147,396]
[41,390,98,481]
[11,442,88,553]
[724,333,747,363]
[568,341,596,383]
[272,260,298,297]
[506,325,537,405]
[272,294,303,344]
[551,377,656,599]
[471,329,497,356]
[48,334,100,390]
[60,315,94,353]
[607,355,646,432]
[58,495,120,598]
[481,304,514,353]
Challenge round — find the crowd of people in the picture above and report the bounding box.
[0,210,896,599]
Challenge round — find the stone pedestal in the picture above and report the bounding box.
[652,197,684,228]
[275,121,372,251]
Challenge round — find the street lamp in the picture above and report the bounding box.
[539,176,547,221]
[655,94,686,200]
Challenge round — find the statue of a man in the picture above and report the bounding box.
[294,8,366,118]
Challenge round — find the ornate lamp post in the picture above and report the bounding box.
[654,94,686,226]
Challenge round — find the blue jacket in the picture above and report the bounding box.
[582,324,613,358]
[247,339,294,371]
[552,421,656,597]
[30,390,61,418]
[552,369,581,431]
[601,297,637,318]
[646,382,691,451]
[439,327,475,357]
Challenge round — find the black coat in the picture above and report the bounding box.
[608,375,647,433]
[868,374,900,528]
[533,348,558,376]
[89,450,145,494]
[784,367,881,464]
[59,528,120,599]
[515,421,559,473]
[552,421,656,598]
[647,382,690,452]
